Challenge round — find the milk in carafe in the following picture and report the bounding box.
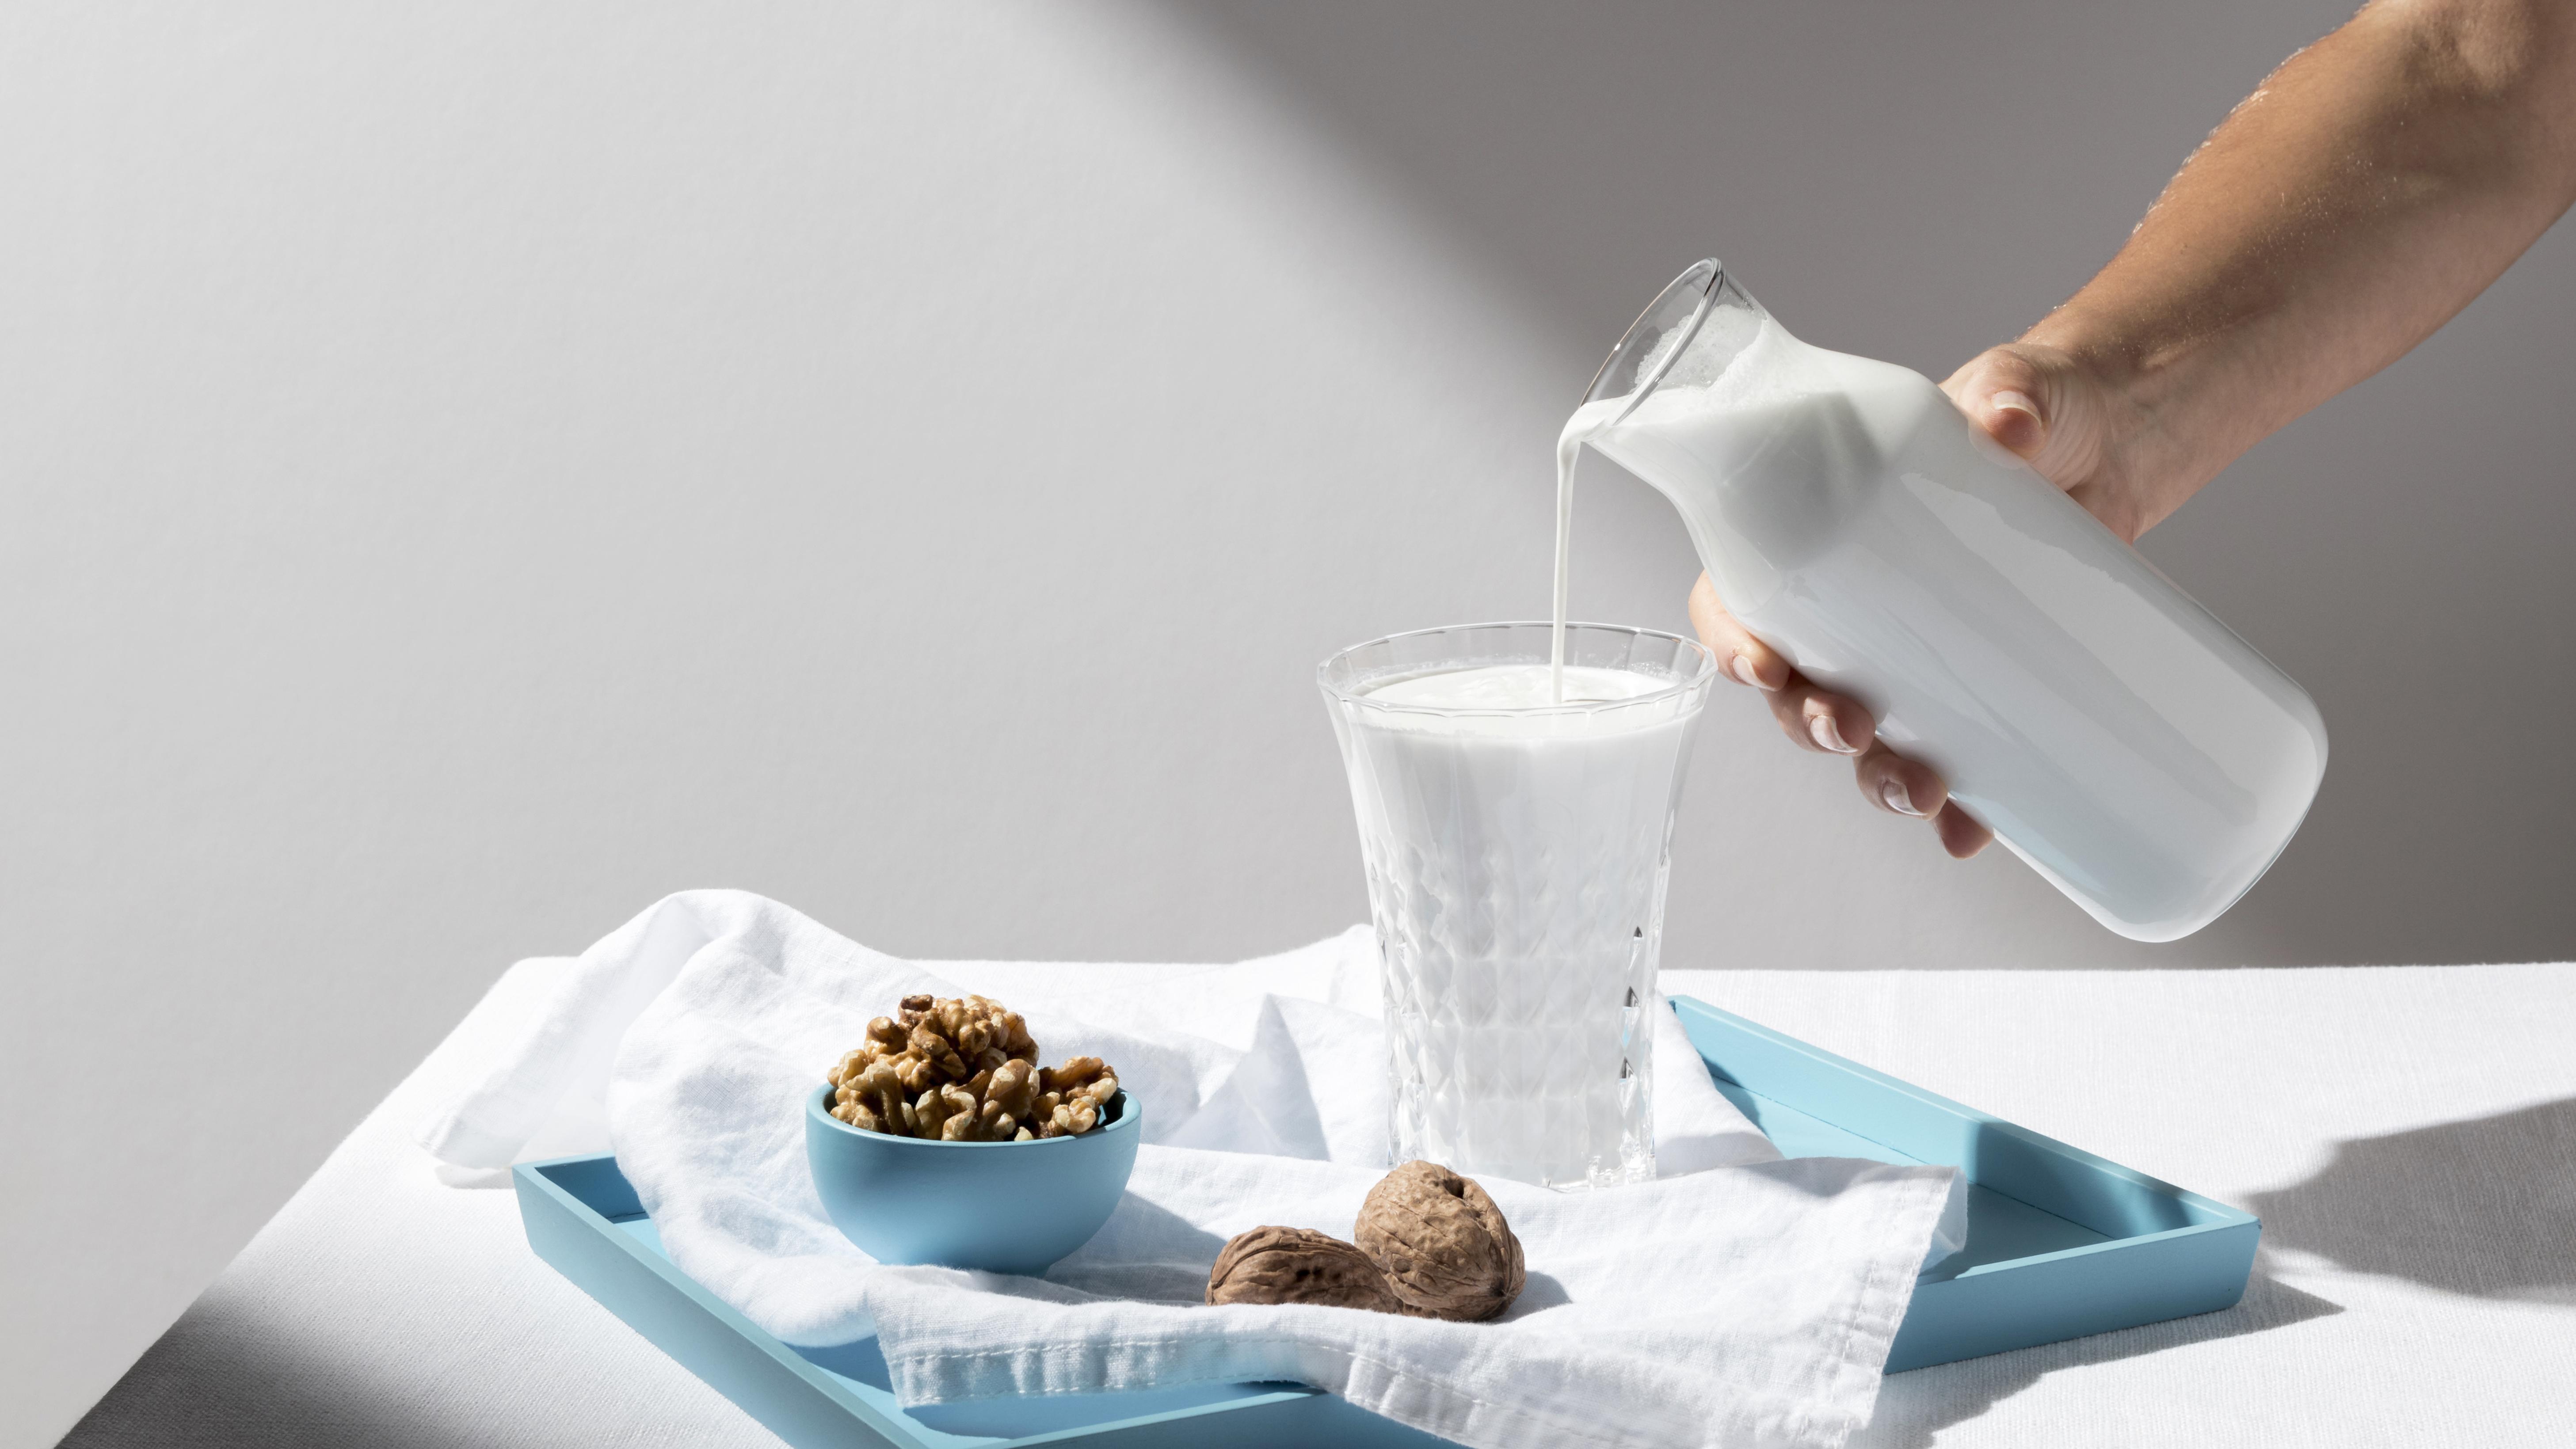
[1555,260,2326,942]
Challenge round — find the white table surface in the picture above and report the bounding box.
[57,955,2576,1448]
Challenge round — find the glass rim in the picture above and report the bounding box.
[1315,620,1718,719]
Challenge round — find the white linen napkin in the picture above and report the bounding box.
[419,891,1961,1449]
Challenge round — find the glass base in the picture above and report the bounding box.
[1379,916,1661,1192]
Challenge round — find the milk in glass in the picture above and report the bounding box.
[1320,629,1715,1190]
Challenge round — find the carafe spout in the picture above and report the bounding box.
[1578,259,1769,427]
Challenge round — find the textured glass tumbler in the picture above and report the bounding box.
[1319,623,1717,1190]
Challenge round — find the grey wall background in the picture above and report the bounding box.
[5,1,2569,1442]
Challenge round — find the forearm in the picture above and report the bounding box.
[2027,0,2576,530]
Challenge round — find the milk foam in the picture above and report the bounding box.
[1361,664,1685,737]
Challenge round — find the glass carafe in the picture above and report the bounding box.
[1567,260,2327,942]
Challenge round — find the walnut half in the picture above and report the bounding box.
[1353,1160,1526,1322]
[1204,1225,1417,1316]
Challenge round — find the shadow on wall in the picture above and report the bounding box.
[1154,0,2576,966]
[2248,1096,2576,1303]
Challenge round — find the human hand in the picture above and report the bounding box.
[1687,574,1997,858]
[1939,341,2148,544]
[1685,342,2134,860]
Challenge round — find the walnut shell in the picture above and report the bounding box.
[1353,1160,1525,1322]
[1204,1225,1413,1315]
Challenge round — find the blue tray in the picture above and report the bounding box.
[514,995,2257,1447]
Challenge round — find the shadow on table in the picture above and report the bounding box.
[1852,1268,2343,1449]
[2246,1095,2576,1303]
[58,1303,469,1449]
[1865,1095,2576,1444]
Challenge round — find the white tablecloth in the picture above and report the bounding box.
[57,955,2576,1448]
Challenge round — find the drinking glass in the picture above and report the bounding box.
[1318,622,1716,1189]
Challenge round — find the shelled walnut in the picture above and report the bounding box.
[1205,1160,1525,1322]
[1354,1160,1526,1321]
[825,993,1120,1141]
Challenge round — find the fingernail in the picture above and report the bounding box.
[1990,390,2039,422]
[1729,654,1763,688]
[1880,779,1927,817]
[1808,712,1857,754]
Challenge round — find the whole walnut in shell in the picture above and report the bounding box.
[1204,1225,1416,1316]
[1354,1160,1525,1322]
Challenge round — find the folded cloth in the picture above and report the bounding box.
[419,891,1961,1449]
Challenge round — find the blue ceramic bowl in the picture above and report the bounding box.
[804,1083,1140,1274]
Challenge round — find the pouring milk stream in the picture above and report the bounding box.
[1552,259,2326,942]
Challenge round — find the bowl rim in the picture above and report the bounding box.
[805,1080,1138,1148]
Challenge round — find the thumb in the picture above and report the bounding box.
[1940,347,2053,460]
[1941,343,2142,536]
